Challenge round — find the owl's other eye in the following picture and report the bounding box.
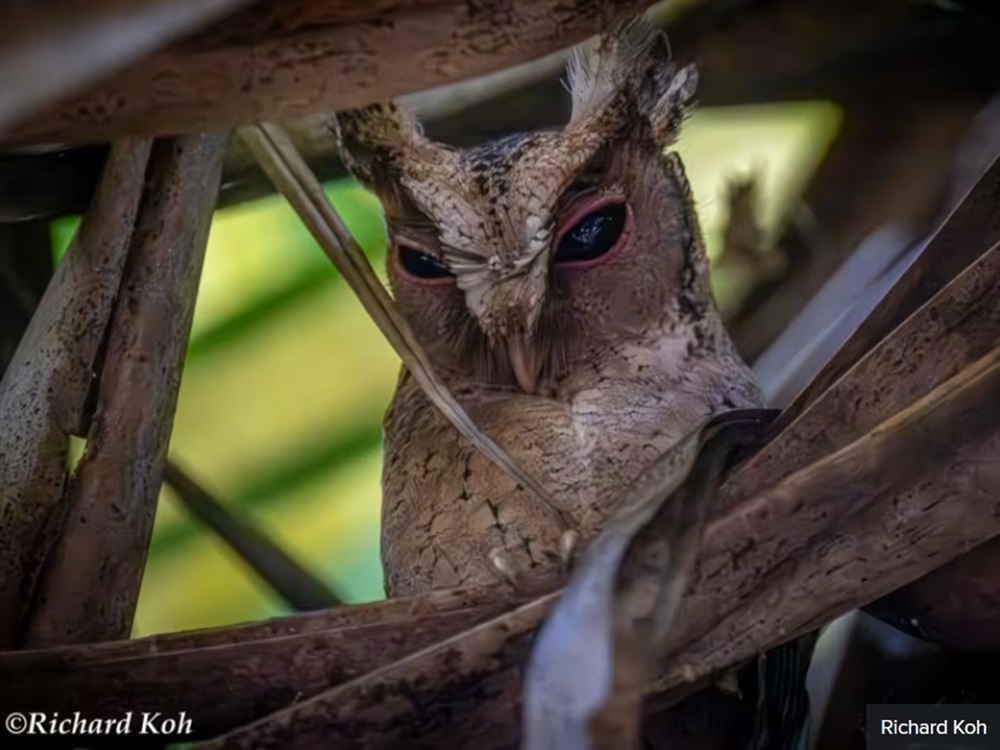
[554,201,629,266]
[398,245,455,282]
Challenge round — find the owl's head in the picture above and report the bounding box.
[333,15,715,395]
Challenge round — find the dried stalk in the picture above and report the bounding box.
[0,0,257,134]
[0,138,151,648]
[1,603,513,744]
[20,134,227,647]
[775,150,1000,430]
[651,346,1000,699]
[725,239,1000,508]
[200,593,557,749]
[1,583,516,667]
[237,122,572,530]
[163,458,342,611]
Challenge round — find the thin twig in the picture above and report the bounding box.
[163,458,342,612]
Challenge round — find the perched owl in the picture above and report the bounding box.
[334,15,811,750]
[333,18,762,598]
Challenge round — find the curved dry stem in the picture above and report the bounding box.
[236,122,573,533]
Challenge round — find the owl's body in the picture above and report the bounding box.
[335,106,765,595]
[382,310,761,596]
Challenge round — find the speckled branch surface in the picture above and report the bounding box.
[0,1,259,135]
[0,138,152,648]
[19,133,227,648]
[3,0,656,147]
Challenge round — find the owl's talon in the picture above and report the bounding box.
[559,529,580,571]
[489,547,520,588]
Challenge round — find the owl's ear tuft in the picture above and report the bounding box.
[565,13,698,146]
[329,102,425,190]
[647,63,698,146]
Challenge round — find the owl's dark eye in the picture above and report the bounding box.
[398,245,454,281]
[554,202,628,265]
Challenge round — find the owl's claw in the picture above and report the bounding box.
[489,547,521,588]
[490,530,580,591]
[559,529,580,572]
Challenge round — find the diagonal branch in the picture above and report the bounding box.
[773,150,1000,431]
[651,346,1000,700]
[237,122,573,532]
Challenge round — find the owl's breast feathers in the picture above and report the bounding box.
[379,328,762,597]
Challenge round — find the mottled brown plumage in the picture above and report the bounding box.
[333,16,763,598]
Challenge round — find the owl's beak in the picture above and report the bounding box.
[507,336,542,394]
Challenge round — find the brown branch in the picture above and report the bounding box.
[19,133,227,647]
[647,345,1000,703]
[2,583,516,668]
[0,0,259,135]
[1,0,995,221]
[3,0,656,147]
[0,138,151,648]
[163,458,343,612]
[1,602,514,745]
[726,241,1000,511]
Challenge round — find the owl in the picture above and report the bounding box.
[332,17,763,599]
